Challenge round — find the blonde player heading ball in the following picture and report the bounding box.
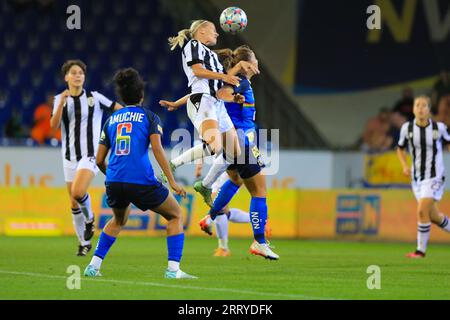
[397,96,450,258]
[161,20,259,206]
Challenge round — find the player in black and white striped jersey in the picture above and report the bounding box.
[163,20,259,205]
[397,96,450,258]
[50,60,121,256]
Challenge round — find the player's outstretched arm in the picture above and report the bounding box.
[216,86,245,104]
[396,147,410,176]
[227,61,260,77]
[191,63,240,86]
[159,94,190,111]
[96,144,109,175]
[150,133,187,198]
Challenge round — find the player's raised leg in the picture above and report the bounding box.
[431,202,450,233]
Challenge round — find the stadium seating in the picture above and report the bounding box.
[0,0,194,145]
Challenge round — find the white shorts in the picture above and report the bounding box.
[186,93,234,135]
[63,156,99,183]
[211,172,230,194]
[412,177,445,201]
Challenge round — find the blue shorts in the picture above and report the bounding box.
[105,181,169,211]
[227,131,264,179]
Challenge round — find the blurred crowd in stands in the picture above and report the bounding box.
[358,70,450,153]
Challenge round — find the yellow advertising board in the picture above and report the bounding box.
[364,151,411,187]
[1,187,450,243]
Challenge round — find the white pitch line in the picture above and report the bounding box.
[0,269,337,300]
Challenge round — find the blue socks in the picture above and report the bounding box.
[250,197,267,244]
[94,231,116,259]
[209,180,240,219]
[167,233,184,262]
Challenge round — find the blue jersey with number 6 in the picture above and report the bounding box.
[99,106,163,186]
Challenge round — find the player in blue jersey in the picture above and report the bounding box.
[160,46,278,260]
[84,68,197,279]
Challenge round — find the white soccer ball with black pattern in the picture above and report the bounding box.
[219,7,248,34]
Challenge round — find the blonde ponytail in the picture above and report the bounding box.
[168,20,211,51]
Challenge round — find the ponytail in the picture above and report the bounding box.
[215,48,234,70]
[168,29,190,51]
[168,20,211,50]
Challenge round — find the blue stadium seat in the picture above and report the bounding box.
[1,0,190,146]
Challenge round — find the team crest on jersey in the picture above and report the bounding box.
[87,96,95,107]
[408,132,413,139]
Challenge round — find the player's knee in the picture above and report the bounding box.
[248,182,266,198]
[228,171,242,186]
[208,140,223,155]
[167,206,183,224]
[418,199,433,213]
[72,190,86,202]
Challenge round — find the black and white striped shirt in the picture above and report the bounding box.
[398,119,450,181]
[182,39,224,97]
[53,90,115,162]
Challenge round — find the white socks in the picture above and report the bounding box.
[218,238,229,250]
[215,214,229,248]
[215,209,250,249]
[229,208,250,223]
[168,260,180,272]
[90,255,103,269]
[72,208,89,246]
[417,222,431,253]
[202,155,229,189]
[77,193,94,222]
[171,143,212,168]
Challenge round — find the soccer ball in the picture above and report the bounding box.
[219,7,248,34]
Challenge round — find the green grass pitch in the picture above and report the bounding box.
[0,236,449,300]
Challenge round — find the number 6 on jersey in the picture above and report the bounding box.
[115,122,132,155]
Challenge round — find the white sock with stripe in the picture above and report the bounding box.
[417,222,431,253]
[438,216,450,232]
[72,208,89,246]
[77,193,94,222]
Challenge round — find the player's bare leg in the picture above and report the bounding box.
[66,182,91,256]
[72,169,96,241]
[407,198,433,258]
